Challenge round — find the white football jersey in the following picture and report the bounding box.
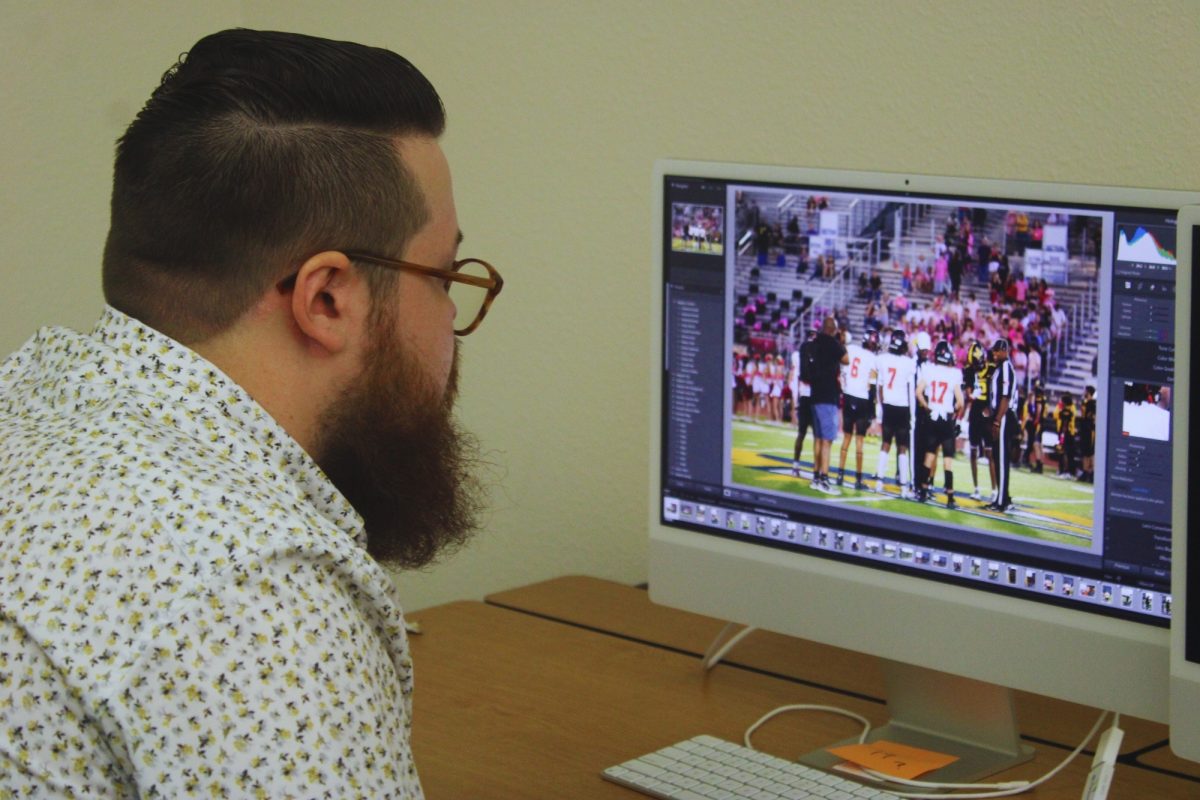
[921,363,963,421]
[841,344,876,400]
[875,352,916,408]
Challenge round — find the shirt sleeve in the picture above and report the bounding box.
[106,549,422,799]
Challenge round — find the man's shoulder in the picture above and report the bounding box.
[2,374,350,574]
[819,334,846,353]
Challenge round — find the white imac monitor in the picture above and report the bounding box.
[1170,205,1200,761]
[648,158,1199,779]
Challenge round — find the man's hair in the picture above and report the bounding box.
[102,29,446,343]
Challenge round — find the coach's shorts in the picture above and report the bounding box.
[796,396,812,427]
[812,403,839,441]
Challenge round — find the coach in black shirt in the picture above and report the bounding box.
[809,316,849,493]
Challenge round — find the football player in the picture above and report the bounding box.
[910,330,933,498]
[1077,385,1096,483]
[837,330,879,489]
[963,340,996,502]
[873,329,916,498]
[1022,379,1047,473]
[916,341,965,508]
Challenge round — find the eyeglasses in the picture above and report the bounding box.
[343,251,503,336]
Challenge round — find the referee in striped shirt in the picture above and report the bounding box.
[988,338,1019,512]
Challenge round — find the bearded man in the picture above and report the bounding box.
[0,29,501,798]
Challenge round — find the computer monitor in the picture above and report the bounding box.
[648,158,1199,781]
[1170,205,1200,761]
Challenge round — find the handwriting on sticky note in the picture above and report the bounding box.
[826,740,959,780]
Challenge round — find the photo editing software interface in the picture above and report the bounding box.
[660,172,1177,626]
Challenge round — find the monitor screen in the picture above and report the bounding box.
[649,160,1200,739]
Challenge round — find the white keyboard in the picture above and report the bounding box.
[602,735,901,800]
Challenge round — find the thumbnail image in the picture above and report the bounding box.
[1121,382,1170,442]
[671,203,724,255]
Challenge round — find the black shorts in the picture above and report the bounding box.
[924,417,957,458]
[841,395,873,436]
[881,405,911,447]
[1078,425,1095,457]
[968,401,993,449]
[796,396,812,426]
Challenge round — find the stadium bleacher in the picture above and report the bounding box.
[731,190,1101,400]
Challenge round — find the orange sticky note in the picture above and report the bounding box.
[826,740,959,780]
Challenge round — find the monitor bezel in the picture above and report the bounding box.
[1169,204,1199,755]
[649,158,1200,723]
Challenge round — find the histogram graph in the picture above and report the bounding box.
[1117,224,1176,265]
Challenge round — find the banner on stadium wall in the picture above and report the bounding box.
[1042,224,1069,284]
[812,211,840,258]
[1023,225,1069,285]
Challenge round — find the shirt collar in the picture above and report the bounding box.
[91,306,368,549]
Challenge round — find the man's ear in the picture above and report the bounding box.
[288,250,368,355]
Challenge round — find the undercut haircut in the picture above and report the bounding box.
[102,29,446,343]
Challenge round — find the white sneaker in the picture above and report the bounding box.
[970,489,982,501]
[875,479,884,493]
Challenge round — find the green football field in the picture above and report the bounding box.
[671,236,724,256]
[732,419,1094,548]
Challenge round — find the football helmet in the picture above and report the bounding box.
[934,340,955,366]
[887,328,908,355]
[966,340,985,367]
[863,330,880,352]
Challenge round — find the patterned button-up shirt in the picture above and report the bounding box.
[0,307,423,798]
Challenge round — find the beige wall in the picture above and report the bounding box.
[4,1,1198,611]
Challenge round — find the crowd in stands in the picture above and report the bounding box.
[735,191,848,279]
[857,211,1077,395]
[739,206,1088,367]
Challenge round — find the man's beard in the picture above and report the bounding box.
[313,322,486,568]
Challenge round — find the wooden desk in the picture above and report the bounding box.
[407,576,1199,799]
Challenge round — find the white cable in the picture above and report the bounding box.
[741,702,1114,799]
[861,769,1030,792]
[746,704,1029,793]
[858,765,1029,792]
[870,710,1110,799]
[702,623,758,671]
[744,703,874,750]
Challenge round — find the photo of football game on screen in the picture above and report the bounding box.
[728,187,1105,551]
[671,203,724,255]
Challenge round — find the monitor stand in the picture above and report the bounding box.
[799,659,1034,788]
